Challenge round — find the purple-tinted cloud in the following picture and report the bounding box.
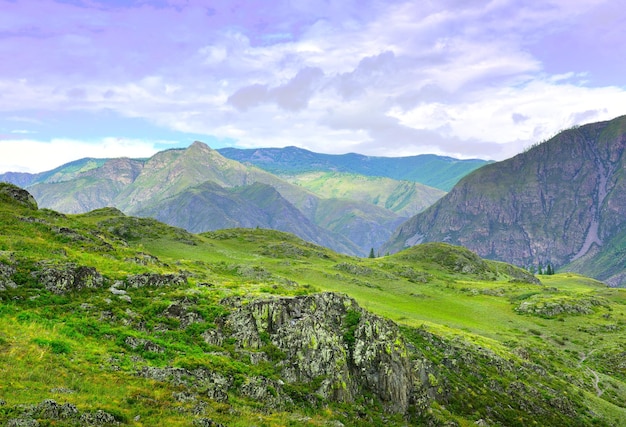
[1,0,626,173]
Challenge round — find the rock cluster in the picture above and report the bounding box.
[4,399,120,426]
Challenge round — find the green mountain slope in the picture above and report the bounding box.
[284,171,445,217]
[383,116,626,286]
[0,183,624,426]
[134,181,361,256]
[218,146,490,191]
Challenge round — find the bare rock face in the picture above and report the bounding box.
[216,292,421,414]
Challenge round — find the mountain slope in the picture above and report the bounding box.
[219,146,490,191]
[284,171,445,217]
[135,181,361,255]
[383,116,626,285]
[0,183,624,426]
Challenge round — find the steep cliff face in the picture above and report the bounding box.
[383,116,626,284]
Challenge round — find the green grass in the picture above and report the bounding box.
[0,193,625,426]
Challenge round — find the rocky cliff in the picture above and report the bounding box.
[383,116,626,285]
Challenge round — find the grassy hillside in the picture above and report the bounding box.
[283,171,445,217]
[0,183,625,426]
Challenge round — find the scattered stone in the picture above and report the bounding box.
[123,273,187,289]
[124,336,164,353]
[192,418,227,427]
[6,418,40,427]
[50,387,75,394]
[117,295,132,303]
[35,399,78,420]
[0,261,17,291]
[79,409,120,425]
[163,301,204,328]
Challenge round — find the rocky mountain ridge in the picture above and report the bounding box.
[383,115,626,286]
[218,146,490,191]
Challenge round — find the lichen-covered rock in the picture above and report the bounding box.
[138,367,232,403]
[123,272,187,288]
[124,336,164,353]
[6,418,40,427]
[217,292,420,414]
[162,300,204,328]
[0,261,17,291]
[192,418,227,427]
[34,399,79,420]
[32,263,104,294]
[239,376,291,409]
[79,409,120,425]
[515,296,608,317]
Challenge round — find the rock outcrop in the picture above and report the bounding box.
[32,263,104,294]
[212,292,422,414]
[0,183,38,210]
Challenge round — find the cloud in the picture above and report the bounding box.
[0,137,168,173]
[1,0,626,172]
[228,67,324,111]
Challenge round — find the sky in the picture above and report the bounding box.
[1,0,626,173]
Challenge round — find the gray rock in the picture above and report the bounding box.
[163,300,204,328]
[192,418,227,427]
[79,409,119,425]
[124,336,164,353]
[32,263,104,294]
[6,419,40,427]
[0,261,17,291]
[138,367,232,402]
[34,399,78,419]
[123,273,187,289]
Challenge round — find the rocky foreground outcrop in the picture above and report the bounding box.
[215,292,423,414]
[140,292,428,416]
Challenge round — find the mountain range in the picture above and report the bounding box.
[218,145,490,191]
[0,143,469,257]
[3,116,626,286]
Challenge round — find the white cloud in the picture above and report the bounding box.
[1,0,626,172]
[0,138,168,173]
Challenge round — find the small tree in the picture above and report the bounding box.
[368,248,375,258]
